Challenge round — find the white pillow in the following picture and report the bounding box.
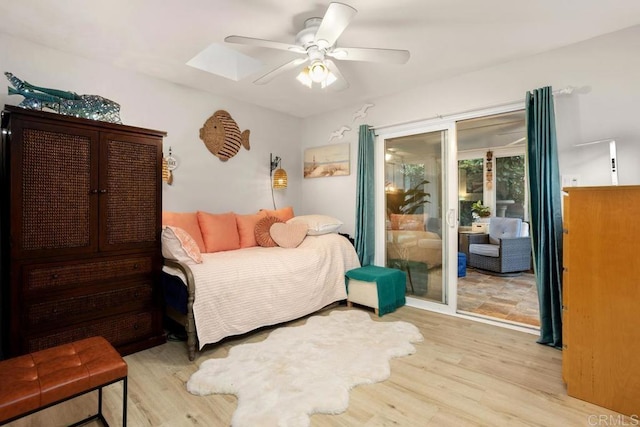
[161,226,203,265]
[287,215,343,236]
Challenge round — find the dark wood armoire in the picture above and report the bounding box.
[0,105,166,357]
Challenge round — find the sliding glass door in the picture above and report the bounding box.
[376,122,458,313]
[374,104,527,320]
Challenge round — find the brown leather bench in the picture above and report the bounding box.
[0,336,128,426]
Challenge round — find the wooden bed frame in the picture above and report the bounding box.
[163,259,199,361]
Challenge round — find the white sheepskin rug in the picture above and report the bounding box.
[187,309,423,427]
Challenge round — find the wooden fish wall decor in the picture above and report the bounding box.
[199,110,250,161]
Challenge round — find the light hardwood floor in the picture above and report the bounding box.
[8,305,629,426]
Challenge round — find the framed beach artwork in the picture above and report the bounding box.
[304,143,350,178]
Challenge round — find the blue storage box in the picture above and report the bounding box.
[458,252,467,277]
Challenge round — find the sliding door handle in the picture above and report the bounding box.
[446,209,457,228]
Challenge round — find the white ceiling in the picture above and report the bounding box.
[2,1,639,118]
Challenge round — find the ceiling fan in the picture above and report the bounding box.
[224,2,410,90]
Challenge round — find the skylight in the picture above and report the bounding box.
[187,43,263,81]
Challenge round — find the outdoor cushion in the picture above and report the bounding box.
[469,243,500,258]
[489,217,522,244]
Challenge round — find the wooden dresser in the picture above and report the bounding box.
[563,186,640,416]
[1,105,166,357]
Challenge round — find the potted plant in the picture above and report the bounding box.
[471,200,491,221]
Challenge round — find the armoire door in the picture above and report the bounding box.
[9,118,100,259]
[98,132,162,252]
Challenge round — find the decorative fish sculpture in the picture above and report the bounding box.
[5,72,122,124]
[199,110,250,161]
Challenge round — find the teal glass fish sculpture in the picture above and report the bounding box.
[5,72,122,124]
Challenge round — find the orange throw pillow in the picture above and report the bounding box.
[162,211,206,252]
[197,211,241,253]
[262,206,295,222]
[255,216,283,247]
[235,211,267,248]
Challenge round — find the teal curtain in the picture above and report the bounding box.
[526,86,563,348]
[354,124,375,266]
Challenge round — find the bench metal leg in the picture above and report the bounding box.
[122,377,127,427]
[98,386,103,420]
[66,376,127,427]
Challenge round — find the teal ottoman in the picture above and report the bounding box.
[345,265,406,316]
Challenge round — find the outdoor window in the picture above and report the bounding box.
[458,158,484,226]
[495,155,526,220]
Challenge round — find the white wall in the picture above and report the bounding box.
[0,33,303,216]
[300,25,640,236]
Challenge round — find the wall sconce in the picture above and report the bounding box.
[270,153,288,189]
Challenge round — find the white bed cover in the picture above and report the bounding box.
[162,233,361,349]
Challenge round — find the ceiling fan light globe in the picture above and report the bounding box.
[309,61,329,82]
[321,71,337,89]
[296,69,313,88]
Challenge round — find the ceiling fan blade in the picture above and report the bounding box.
[315,3,357,49]
[253,57,309,85]
[324,59,349,91]
[328,47,410,64]
[225,35,306,54]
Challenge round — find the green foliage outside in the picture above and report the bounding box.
[458,159,483,175]
[458,159,484,226]
[496,156,525,203]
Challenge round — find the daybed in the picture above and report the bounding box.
[160,208,361,360]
